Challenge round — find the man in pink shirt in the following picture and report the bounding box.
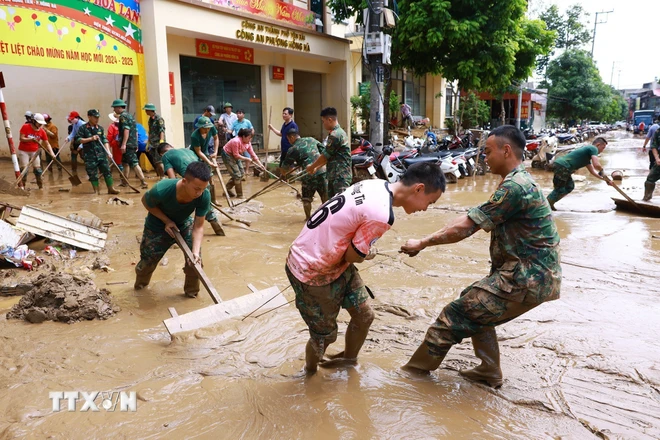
[286,162,446,374]
[221,127,264,198]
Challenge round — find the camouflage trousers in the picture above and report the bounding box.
[301,173,329,203]
[646,164,660,184]
[286,263,369,348]
[423,284,540,357]
[547,165,574,206]
[82,145,112,182]
[147,143,163,164]
[135,219,200,296]
[122,147,139,168]
[327,171,352,198]
[221,150,244,181]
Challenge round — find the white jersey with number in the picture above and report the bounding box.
[286,180,394,286]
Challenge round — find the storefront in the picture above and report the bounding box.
[140,0,352,151]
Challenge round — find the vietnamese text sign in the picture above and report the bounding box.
[271,65,284,80]
[194,0,315,30]
[236,20,309,52]
[196,39,254,64]
[0,0,142,75]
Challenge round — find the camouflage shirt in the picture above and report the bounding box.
[147,113,166,147]
[117,111,138,150]
[75,123,109,148]
[467,164,561,304]
[282,137,325,182]
[323,124,351,182]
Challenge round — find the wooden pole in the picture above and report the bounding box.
[261,106,272,182]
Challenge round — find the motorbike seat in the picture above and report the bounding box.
[402,156,439,167]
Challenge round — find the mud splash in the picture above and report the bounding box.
[0,131,659,438]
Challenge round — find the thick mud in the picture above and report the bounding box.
[0,131,659,439]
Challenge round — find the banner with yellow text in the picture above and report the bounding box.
[0,0,142,75]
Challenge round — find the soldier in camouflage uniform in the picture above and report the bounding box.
[112,98,148,188]
[134,161,212,298]
[280,127,328,219]
[401,126,562,388]
[74,109,121,195]
[306,107,352,197]
[158,142,225,236]
[144,103,166,179]
[643,126,660,201]
[546,137,610,210]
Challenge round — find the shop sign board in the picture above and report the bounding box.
[169,71,175,104]
[521,100,530,119]
[287,84,293,92]
[195,38,254,64]
[236,20,309,52]
[0,0,142,75]
[271,65,284,80]
[192,0,315,30]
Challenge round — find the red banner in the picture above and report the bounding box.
[195,0,315,30]
[271,65,284,80]
[195,39,254,64]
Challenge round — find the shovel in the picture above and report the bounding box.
[47,144,82,186]
[99,141,140,193]
[601,172,643,212]
[41,140,67,175]
[210,201,251,227]
[212,165,234,208]
[162,230,288,336]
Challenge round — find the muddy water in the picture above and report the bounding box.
[1,131,659,439]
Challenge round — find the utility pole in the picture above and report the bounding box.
[365,0,386,149]
[610,61,621,87]
[516,82,523,129]
[591,10,613,58]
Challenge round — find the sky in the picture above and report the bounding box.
[529,0,657,89]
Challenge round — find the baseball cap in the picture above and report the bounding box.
[205,105,216,115]
[67,111,80,120]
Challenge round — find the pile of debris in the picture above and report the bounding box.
[6,273,120,323]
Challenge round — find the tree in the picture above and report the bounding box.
[329,0,554,122]
[546,50,614,123]
[537,4,592,76]
[600,87,628,123]
[458,92,490,129]
[350,85,399,135]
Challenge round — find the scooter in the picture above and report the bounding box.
[531,137,558,170]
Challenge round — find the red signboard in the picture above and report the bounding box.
[195,39,254,64]
[521,101,530,119]
[271,66,285,80]
[287,84,294,93]
[169,72,175,104]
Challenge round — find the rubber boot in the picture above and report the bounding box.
[459,329,504,388]
[209,183,218,205]
[21,174,27,188]
[71,154,78,176]
[234,181,243,198]
[92,182,101,195]
[35,170,43,189]
[134,265,155,290]
[210,220,225,236]
[225,179,237,197]
[643,182,655,202]
[183,273,200,298]
[303,200,312,220]
[105,177,120,195]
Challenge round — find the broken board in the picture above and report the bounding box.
[163,285,289,336]
[612,198,660,218]
[16,205,108,251]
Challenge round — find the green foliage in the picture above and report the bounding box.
[328,0,554,93]
[537,4,592,75]
[350,83,399,132]
[458,92,490,128]
[546,50,620,123]
[600,87,628,123]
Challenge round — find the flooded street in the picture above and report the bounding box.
[1,131,659,439]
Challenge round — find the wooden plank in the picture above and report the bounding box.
[16,206,107,251]
[172,230,222,304]
[612,198,660,218]
[163,286,288,335]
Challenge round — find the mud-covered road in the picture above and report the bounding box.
[1,131,659,439]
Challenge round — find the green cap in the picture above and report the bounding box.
[195,116,214,129]
[87,109,101,118]
[111,98,127,108]
[143,103,157,111]
[223,102,233,109]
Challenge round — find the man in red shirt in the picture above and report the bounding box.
[18,113,55,189]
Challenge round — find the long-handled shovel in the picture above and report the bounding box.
[41,141,67,175]
[210,201,251,227]
[212,165,234,208]
[601,172,643,212]
[100,141,140,193]
[233,175,285,206]
[162,230,288,336]
[260,166,301,196]
[44,146,82,186]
